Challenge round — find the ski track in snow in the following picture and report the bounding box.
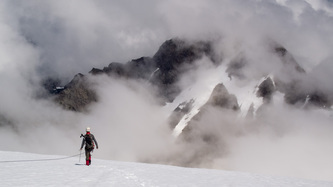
[1,151,332,186]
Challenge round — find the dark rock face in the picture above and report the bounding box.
[54,74,97,112]
[94,57,156,80]
[89,68,104,75]
[90,39,217,103]
[278,80,307,105]
[168,99,194,129]
[42,77,61,93]
[271,45,308,105]
[307,91,331,108]
[53,38,218,111]
[274,46,305,74]
[205,83,239,110]
[150,39,219,102]
[226,44,305,81]
[38,77,65,100]
[181,83,239,141]
[174,83,239,167]
[262,44,324,108]
[257,77,275,103]
[153,39,218,72]
[51,38,331,112]
[275,78,332,108]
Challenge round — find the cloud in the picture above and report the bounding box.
[2,0,333,78]
[75,75,173,161]
[224,103,333,181]
[4,0,168,81]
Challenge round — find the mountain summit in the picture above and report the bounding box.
[50,38,331,113]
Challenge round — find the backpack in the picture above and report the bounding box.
[84,134,95,151]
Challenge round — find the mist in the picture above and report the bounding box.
[1,0,333,181]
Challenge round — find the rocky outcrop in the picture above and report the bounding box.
[205,83,239,110]
[91,57,156,80]
[307,92,331,108]
[181,83,239,142]
[52,38,218,111]
[275,75,332,108]
[42,77,62,93]
[54,74,97,112]
[274,46,305,74]
[172,84,239,167]
[150,39,219,102]
[168,99,194,129]
[92,39,217,94]
[89,39,218,103]
[50,38,332,112]
[278,79,307,105]
[257,77,275,103]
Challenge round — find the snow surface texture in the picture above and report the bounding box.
[1,151,332,187]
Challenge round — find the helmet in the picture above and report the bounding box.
[86,127,90,132]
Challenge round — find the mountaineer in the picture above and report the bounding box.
[80,127,99,166]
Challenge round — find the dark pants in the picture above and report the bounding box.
[85,148,93,165]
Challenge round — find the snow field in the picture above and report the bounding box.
[1,151,332,187]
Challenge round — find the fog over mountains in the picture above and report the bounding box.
[1,0,333,181]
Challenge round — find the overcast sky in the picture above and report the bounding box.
[1,0,332,80]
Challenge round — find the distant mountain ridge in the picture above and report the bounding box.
[45,38,332,136]
[48,38,219,111]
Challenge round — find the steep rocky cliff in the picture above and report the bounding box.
[52,38,218,111]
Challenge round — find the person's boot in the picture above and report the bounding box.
[86,159,89,166]
[89,156,91,165]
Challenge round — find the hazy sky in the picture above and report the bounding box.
[1,0,332,79]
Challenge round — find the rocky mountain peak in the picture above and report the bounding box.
[150,38,219,102]
[206,83,239,111]
[256,77,276,103]
[52,38,218,111]
[54,73,97,112]
[47,38,333,114]
[274,46,305,74]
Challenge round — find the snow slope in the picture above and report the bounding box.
[1,151,332,187]
[168,63,264,136]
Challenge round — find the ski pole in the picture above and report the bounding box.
[79,149,82,163]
